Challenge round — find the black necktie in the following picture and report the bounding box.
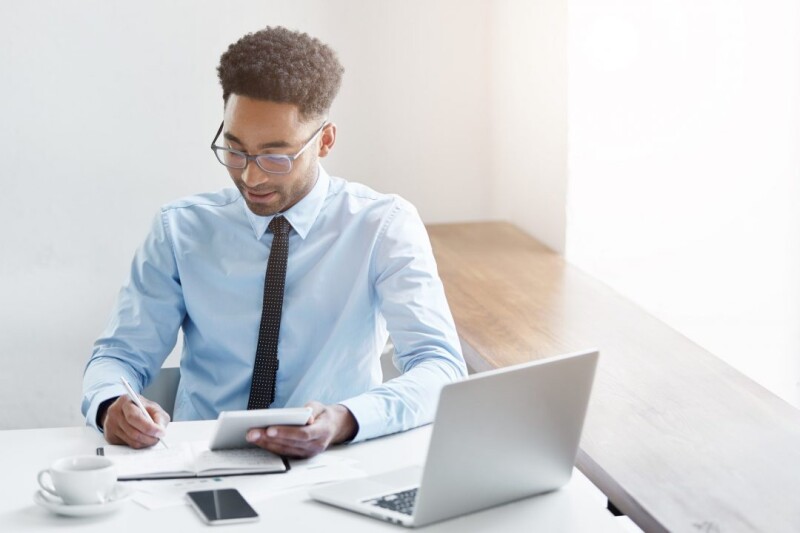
[247,215,291,410]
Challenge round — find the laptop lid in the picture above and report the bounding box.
[411,349,599,526]
[309,349,599,527]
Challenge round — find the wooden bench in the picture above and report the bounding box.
[427,221,800,533]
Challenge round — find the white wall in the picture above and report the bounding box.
[567,0,800,406]
[0,0,495,429]
[6,0,795,431]
[489,0,569,253]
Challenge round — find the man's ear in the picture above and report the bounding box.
[318,123,337,158]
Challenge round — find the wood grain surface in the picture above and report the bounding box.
[427,221,800,533]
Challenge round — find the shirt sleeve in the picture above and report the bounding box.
[81,211,186,430]
[339,200,468,441]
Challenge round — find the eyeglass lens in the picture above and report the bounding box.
[215,150,293,174]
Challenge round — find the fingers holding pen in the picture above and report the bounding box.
[122,399,166,436]
[102,394,169,449]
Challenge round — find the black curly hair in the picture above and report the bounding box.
[217,26,344,120]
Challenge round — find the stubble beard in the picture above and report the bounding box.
[238,158,319,217]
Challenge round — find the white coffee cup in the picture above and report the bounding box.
[37,455,117,505]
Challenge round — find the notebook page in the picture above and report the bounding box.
[189,443,285,474]
[102,442,195,479]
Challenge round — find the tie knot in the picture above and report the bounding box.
[269,215,291,236]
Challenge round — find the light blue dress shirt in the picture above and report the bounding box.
[82,165,466,441]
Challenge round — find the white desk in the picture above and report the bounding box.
[0,421,625,532]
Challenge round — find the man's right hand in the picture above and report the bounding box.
[100,395,170,449]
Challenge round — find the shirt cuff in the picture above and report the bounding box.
[85,385,128,432]
[337,395,389,443]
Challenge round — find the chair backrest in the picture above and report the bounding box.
[142,367,181,418]
[380,341,401,382]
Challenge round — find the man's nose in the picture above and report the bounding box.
[241,160,270,187]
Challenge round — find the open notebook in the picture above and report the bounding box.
[98,442,289,480]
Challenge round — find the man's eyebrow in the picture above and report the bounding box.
[223,132,292,150]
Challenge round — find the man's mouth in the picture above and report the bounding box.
[245,190,277,202]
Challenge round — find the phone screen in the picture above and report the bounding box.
[186,489,259,524]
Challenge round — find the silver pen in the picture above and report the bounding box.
[119,376,170,448]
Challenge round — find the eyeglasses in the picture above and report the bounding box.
[210,120,328,175]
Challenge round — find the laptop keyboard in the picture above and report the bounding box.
[364,488,418,516]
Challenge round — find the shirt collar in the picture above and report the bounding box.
[243,163,330,240]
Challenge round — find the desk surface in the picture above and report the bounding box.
[427,221,800,533]
[0,421,625,532]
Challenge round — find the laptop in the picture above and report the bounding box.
[309,349,599,527]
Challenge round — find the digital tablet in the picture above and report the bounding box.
[208,407,313,450]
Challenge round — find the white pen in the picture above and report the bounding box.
[119,376,169,449]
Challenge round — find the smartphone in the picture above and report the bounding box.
[186,488,259,525]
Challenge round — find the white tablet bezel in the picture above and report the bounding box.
[208,407,313,450]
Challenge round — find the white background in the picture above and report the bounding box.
[567,0,800,406]
[1,0,797,429]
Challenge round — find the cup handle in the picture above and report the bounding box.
[37,470,59,497]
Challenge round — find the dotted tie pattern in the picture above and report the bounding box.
[247,215,291,410]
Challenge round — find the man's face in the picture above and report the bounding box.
[221,95,329,216]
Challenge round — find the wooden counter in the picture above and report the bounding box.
[427,221,800,533]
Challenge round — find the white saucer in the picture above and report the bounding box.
[33,483,133,517]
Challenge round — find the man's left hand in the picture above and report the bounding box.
[245,401,358,458]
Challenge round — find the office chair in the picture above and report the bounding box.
[142,367,181,418]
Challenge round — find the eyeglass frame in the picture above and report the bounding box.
[210,120,329,175]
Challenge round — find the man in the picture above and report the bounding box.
[81,27,466,458]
